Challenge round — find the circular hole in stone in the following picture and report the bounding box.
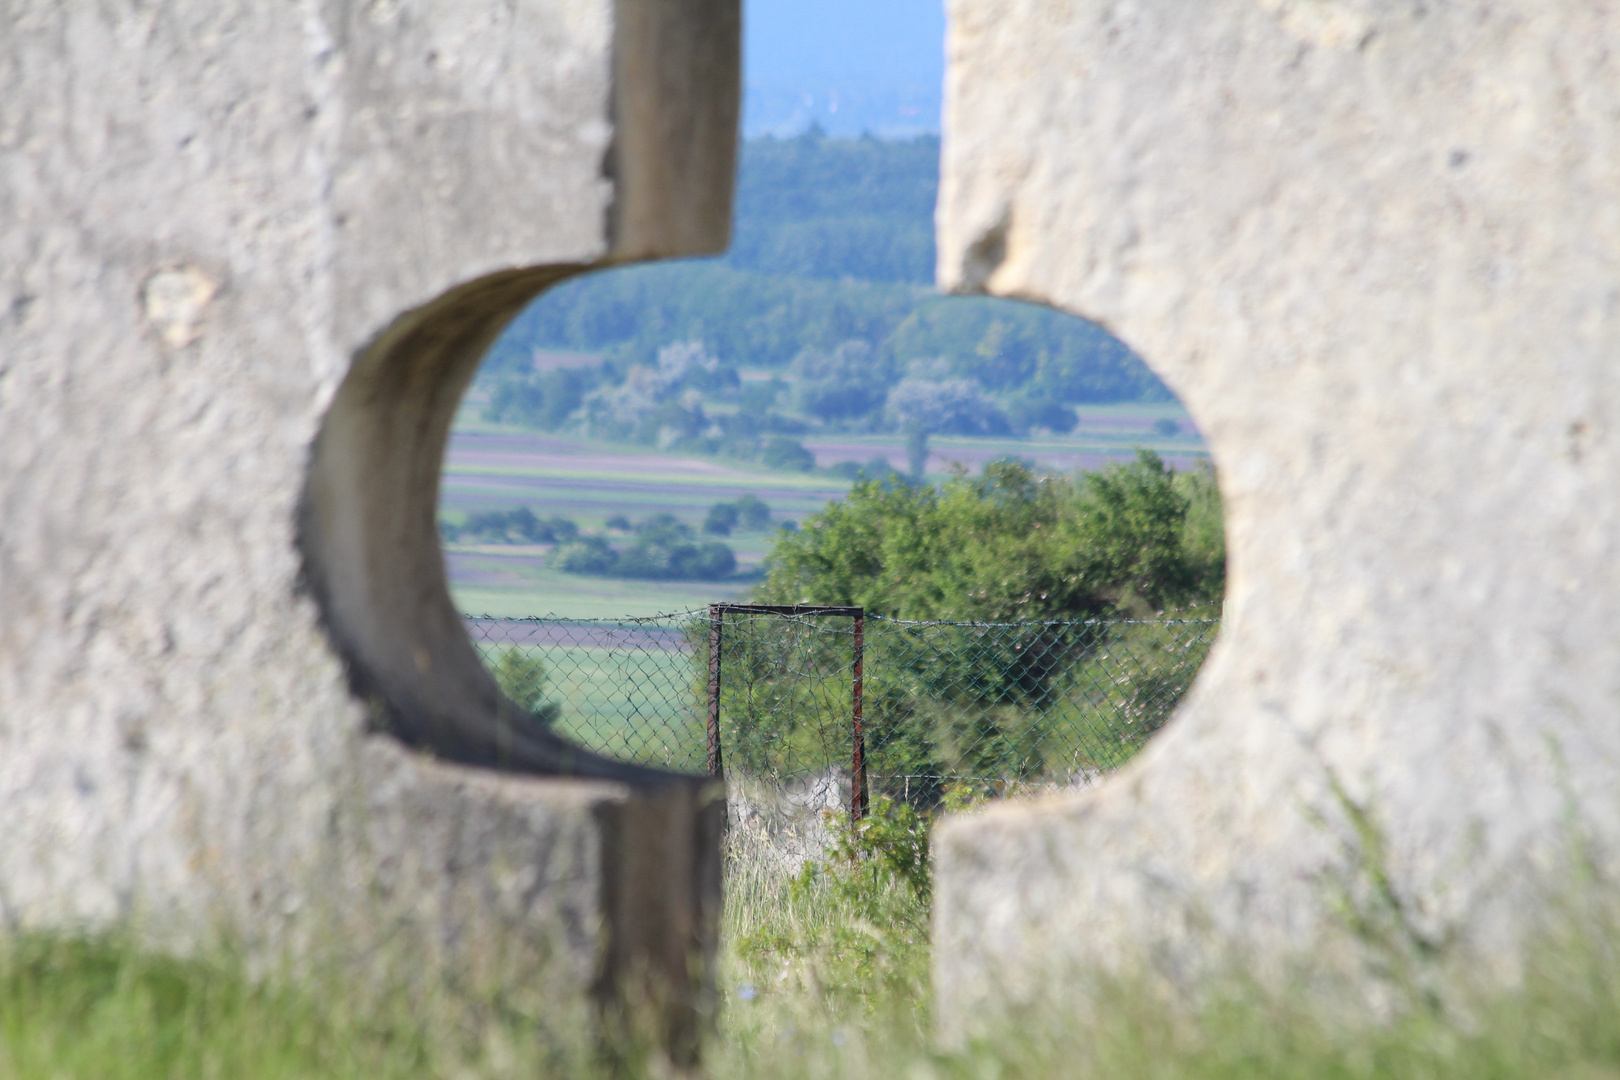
[429,132,1225,798]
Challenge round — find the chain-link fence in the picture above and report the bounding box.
[464,607,1219,854]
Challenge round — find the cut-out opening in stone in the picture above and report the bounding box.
[429,132,1225,789]
[298,266,688,781]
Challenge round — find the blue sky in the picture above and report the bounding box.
[743,0,944,137]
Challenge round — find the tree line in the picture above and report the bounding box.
[475,131,1171,462]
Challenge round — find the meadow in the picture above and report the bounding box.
[439,408,1209,620]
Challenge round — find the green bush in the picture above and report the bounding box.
[549,536,618,573]
[762,436,816,472]
[704,502,739,535]
[490,648,561,724]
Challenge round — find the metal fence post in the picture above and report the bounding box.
[706,604,723,777]
[851,609,868,823]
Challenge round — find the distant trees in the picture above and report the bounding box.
[441,508,578,545]
[884,372,1009,437]
[755,452,1224,620]
[761,436,816,471]
[704,502,740,535]
[550,513,738,581]
[483,367,598,430]
[792,340,896,425]
[479,132,1171,415]
[704,495,773,535]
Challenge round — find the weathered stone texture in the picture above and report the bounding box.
[936,0,1620,1030]
[0,0,735,1057]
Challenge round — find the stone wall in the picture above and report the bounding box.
[934,0,1620,1032]
[0,0,736,1062]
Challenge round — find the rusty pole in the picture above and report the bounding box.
[706,604,723,777]
[851,610,868,823]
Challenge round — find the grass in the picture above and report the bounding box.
[4,811,1617,1080]
[485,642,710,771]
[452,570,746,620]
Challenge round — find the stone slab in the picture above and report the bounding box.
[0,0,736,1062]
[935,0,1620,1033]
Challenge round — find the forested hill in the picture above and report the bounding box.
[481,131,1169,411]
[725,131,938,284]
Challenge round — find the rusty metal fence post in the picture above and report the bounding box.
[706,604,724,777]
[465,610,1221,851]
[851,610,867,824]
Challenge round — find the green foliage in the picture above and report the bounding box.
[791,340,898,424]
[481,366,598,429]
[481,134,1169,413]
[490,648,561,724]
[443,507,577,545]
[549,536,618,574]
[704,501,739,535]
[726,132,940,285]
[551,516,738,581]
[757,451,1222,621]
[619,515,738,580]
[705,497,773,537]
[761,436,816,472]
[734,494,772,530]
[732,796,931,1018]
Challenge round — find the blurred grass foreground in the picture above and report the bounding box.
[3,809,1617,1080]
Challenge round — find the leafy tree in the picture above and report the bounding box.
[447,508,577,544]
[904,427,929,479]
[704,502,739,535]
[885,376,1009,437]
[761,436,816,472]
[734,494,772,530]
[478,134,1170,407]
[791,339,897,424]
[482,366,599,429]
[617,516,736,580]
[549,536,618,574]
[1005,396,1077,435]
[755,451,1222,621]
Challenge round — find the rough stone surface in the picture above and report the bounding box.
[0,0,735,1059]
[935,0,1620,1032]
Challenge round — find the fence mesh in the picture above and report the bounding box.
[463,608,1219,852]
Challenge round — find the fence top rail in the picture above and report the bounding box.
[710,603,864,617]
[462,609,709,626]
[461,610,1220,629]
[460,612,1218,628]
[866,614,1222,629]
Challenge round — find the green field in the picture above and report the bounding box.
[439,414,1209,619]
[476,642,709,770]
[450,563,749,620]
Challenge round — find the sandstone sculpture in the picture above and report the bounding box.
[933,0,1620,1032]
[0,0,736,1061]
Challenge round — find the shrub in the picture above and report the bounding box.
[549,536,618,573]
[705,502,740,535]
[481,366,598,430]
[455,508,577,544]
[735,495,772,529]
[490,648,561,724]
[1006,397,1078,434]
[763,436,816,472]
